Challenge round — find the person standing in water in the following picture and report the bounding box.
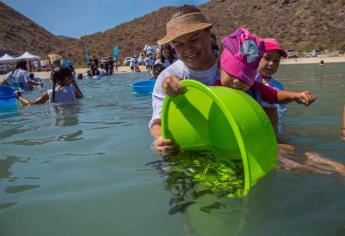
[150,5,218,154]
[341,104,345,140]
[0,60,42,90]
[256,38,288,133]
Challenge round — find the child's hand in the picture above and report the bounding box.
[162,76,186,96]
[341,128,345,141]
[294,91,316,106]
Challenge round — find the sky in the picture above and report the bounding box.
[2,0,208,38]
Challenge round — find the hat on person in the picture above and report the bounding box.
[220,28,265,87]
[158,12,212,45]
[63,60,73,67]
[263,38,287,58]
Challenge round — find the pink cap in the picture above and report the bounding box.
[264,38,287,58]
[220,28,264,87]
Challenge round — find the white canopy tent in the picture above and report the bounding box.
[16,51,41,60]
[0,53,16,62]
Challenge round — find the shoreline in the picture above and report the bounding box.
[280,56,345,65]
[1,56,345,80]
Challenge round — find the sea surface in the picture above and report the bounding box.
[0,63,344,236]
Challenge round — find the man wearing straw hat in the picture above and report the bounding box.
[150,5,218,155]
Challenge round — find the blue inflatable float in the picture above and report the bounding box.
[0,85,16,107]
[130,80,155,94]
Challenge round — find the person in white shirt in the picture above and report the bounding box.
[144,55,154,71]
[0,60,41,90]
[150,5,218,155]
[154,44,176,69]
[129,57,138,72]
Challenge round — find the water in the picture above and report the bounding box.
[0,64,344,236]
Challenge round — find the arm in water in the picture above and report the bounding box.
[15,91,49,106]
[150,75,185,155]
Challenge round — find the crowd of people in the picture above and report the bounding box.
[126,43,177,74]
[86,56,118,78]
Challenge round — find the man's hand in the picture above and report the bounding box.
[162,76,186,96]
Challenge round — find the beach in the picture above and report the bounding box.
[1,56,345,80]
[280,55,345,65]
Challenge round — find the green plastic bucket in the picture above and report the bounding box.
[161,80,278,195]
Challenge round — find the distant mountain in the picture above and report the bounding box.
[203,0,345,51]
[80,7,177,63]
[0,1,84,64]
[1,0,345,66]
[83,0,345,59]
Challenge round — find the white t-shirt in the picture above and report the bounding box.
[47,85,76,103]
[98,68,107,76]
[129,58,138,67]
[144,57,154,67]
[150,59,219,127]
[2,69,29,89]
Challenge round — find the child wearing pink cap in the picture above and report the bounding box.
[256,38,288,132]
[219,28,316,121]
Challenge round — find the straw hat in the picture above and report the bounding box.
[158,12,212,45]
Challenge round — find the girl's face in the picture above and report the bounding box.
[258,51,281,77]
[155,53,161,60]
[220,68,250,91]
[162,48,170,58]
[60,76,73,86]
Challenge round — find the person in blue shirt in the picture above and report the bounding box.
[256,38,288,133]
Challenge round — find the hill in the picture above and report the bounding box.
[1,0,345,66]
[203,0,345,51]
[82,0,345,59]
[0,1,84,64]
